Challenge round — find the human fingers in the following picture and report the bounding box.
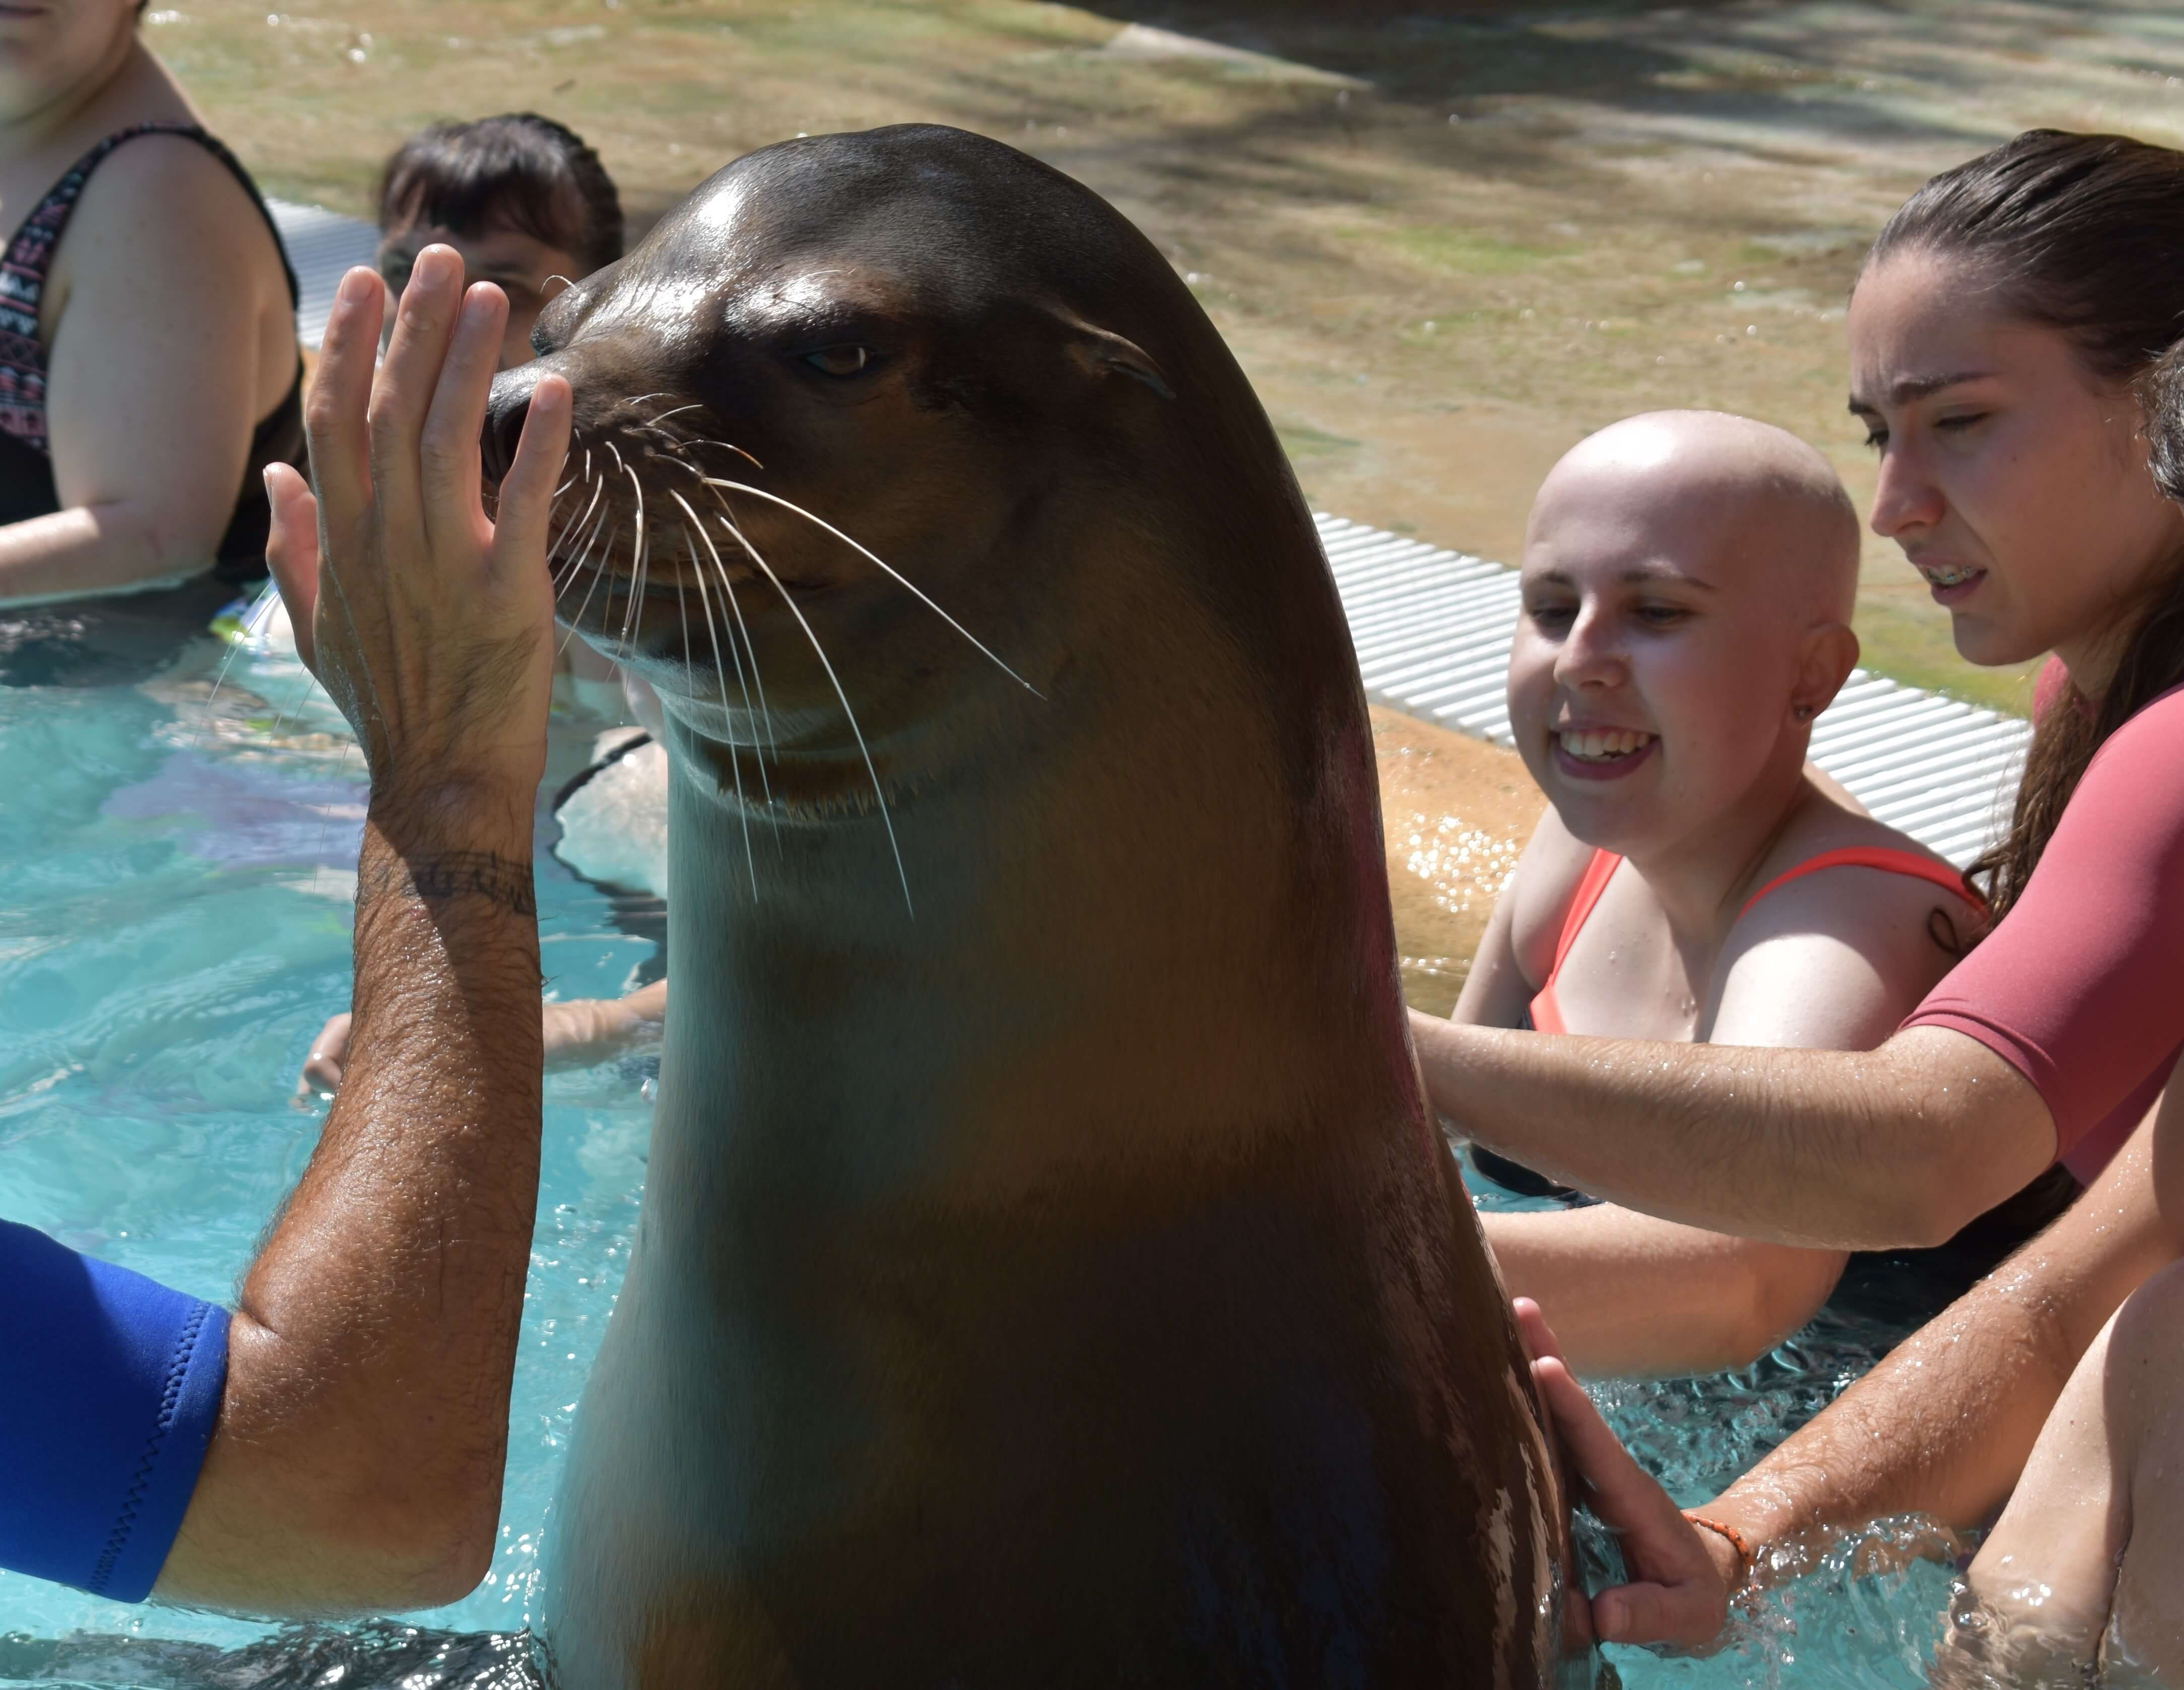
[417,282,509,551]
[367,244,466,536]
[1531,1357,1673,1530]
[487,373,572,587]
[301,268,384,548]
[1513,1297,1567,1369]
[1531,1352,1733,1647]
[297,1011,352,1096]
[1593,1577,1728,1650]
[263,463,321,674]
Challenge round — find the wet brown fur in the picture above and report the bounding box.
[489,124,1582,1689]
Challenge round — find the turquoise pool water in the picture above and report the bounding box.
[0,619,1963,1687]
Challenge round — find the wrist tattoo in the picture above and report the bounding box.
[362,850,538,916]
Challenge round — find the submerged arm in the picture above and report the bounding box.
[1485,1206,1842,1378]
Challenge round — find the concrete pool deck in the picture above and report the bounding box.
[267,197,2023,872]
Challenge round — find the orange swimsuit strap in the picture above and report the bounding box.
[1528,845,1983,1035]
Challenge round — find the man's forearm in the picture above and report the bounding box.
[1414,1015,2050,1250]
[160,803,544,1609]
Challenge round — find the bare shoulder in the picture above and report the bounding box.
[1719,783,1981,1017]
[55,130,283,303]
[1500,806,1600,989]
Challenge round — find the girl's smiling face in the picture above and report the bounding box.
[1849,248,2184,691]
[1507,420,1857,862]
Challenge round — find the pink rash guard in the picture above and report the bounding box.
[1903,678,2184,1182]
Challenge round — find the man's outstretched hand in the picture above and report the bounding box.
[1514,1298,1742,1651]
[265,250,569,828]
[157,254,571,1614]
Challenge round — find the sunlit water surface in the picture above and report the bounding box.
[0,626,1972,1687]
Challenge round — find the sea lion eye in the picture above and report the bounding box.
[802,345,872,377]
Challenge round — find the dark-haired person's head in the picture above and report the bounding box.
[1848,129,2184,918]
[376,113,623,371]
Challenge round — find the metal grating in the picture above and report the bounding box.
[1316,513,2027,868]
[269,199,382,351]
[264,199,2029,869]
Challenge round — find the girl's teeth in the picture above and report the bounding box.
[1922,565,1978,587]
[1558,728,1653,761]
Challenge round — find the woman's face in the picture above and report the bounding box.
[0,0,138,127]
[1849,248,2184,686]
[377,218,580,371]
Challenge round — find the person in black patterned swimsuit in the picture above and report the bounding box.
[0,0,301,682]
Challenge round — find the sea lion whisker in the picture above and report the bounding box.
[553,490,611,601]
[676,533,760,896]
[558,523,616,659]
[619,464,650,657]
[680,436,765,470]
[701,496,786,778]
[554,479,609,591]
[543,474,589,564]
[672,489,781,790]
[646,403,704,427]
[699,477,1038,697]
[715,507,913,915]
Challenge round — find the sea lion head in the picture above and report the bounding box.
[484,124,1318,815]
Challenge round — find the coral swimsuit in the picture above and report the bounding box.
[1527,846,1984,1036]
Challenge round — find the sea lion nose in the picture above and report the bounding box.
[481,364,541,488]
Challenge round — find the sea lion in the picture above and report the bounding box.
[485,123,1583,1689]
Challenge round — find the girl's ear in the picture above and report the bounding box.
[1791,621,1861,725]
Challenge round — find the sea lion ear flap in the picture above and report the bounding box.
[1062,321,1176,401]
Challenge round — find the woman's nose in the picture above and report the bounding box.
[1869,442,1945,539]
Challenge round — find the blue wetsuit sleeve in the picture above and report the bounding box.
[0,1219,230,1602]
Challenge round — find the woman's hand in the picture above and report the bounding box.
[1513,1298,1741,1650]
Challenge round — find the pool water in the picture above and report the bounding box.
[0,621,1963,1687]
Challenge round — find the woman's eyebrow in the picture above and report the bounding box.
[1848,370,1996,413]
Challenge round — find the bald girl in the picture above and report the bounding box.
[1433,411,1989,1379]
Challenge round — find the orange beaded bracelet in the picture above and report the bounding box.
[1683,1512,1755,1584]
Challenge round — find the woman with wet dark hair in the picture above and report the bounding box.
[375,113,623,372]
[0,0,301,664]
[1414,130,2184,1667]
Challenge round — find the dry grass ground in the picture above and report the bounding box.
[149,0,2184,985]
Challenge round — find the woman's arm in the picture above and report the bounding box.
[0,134,287,602]
[1445,811,1581,1031]
[1485,1207,1842,1377]
[1933,1277,2164,1684]
[1528,1094,2176,1651]
[540,979,669,1067]
[299,979,669,1094]
[1413,1016,2054,1249]
[1704,1087,2176,1549]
